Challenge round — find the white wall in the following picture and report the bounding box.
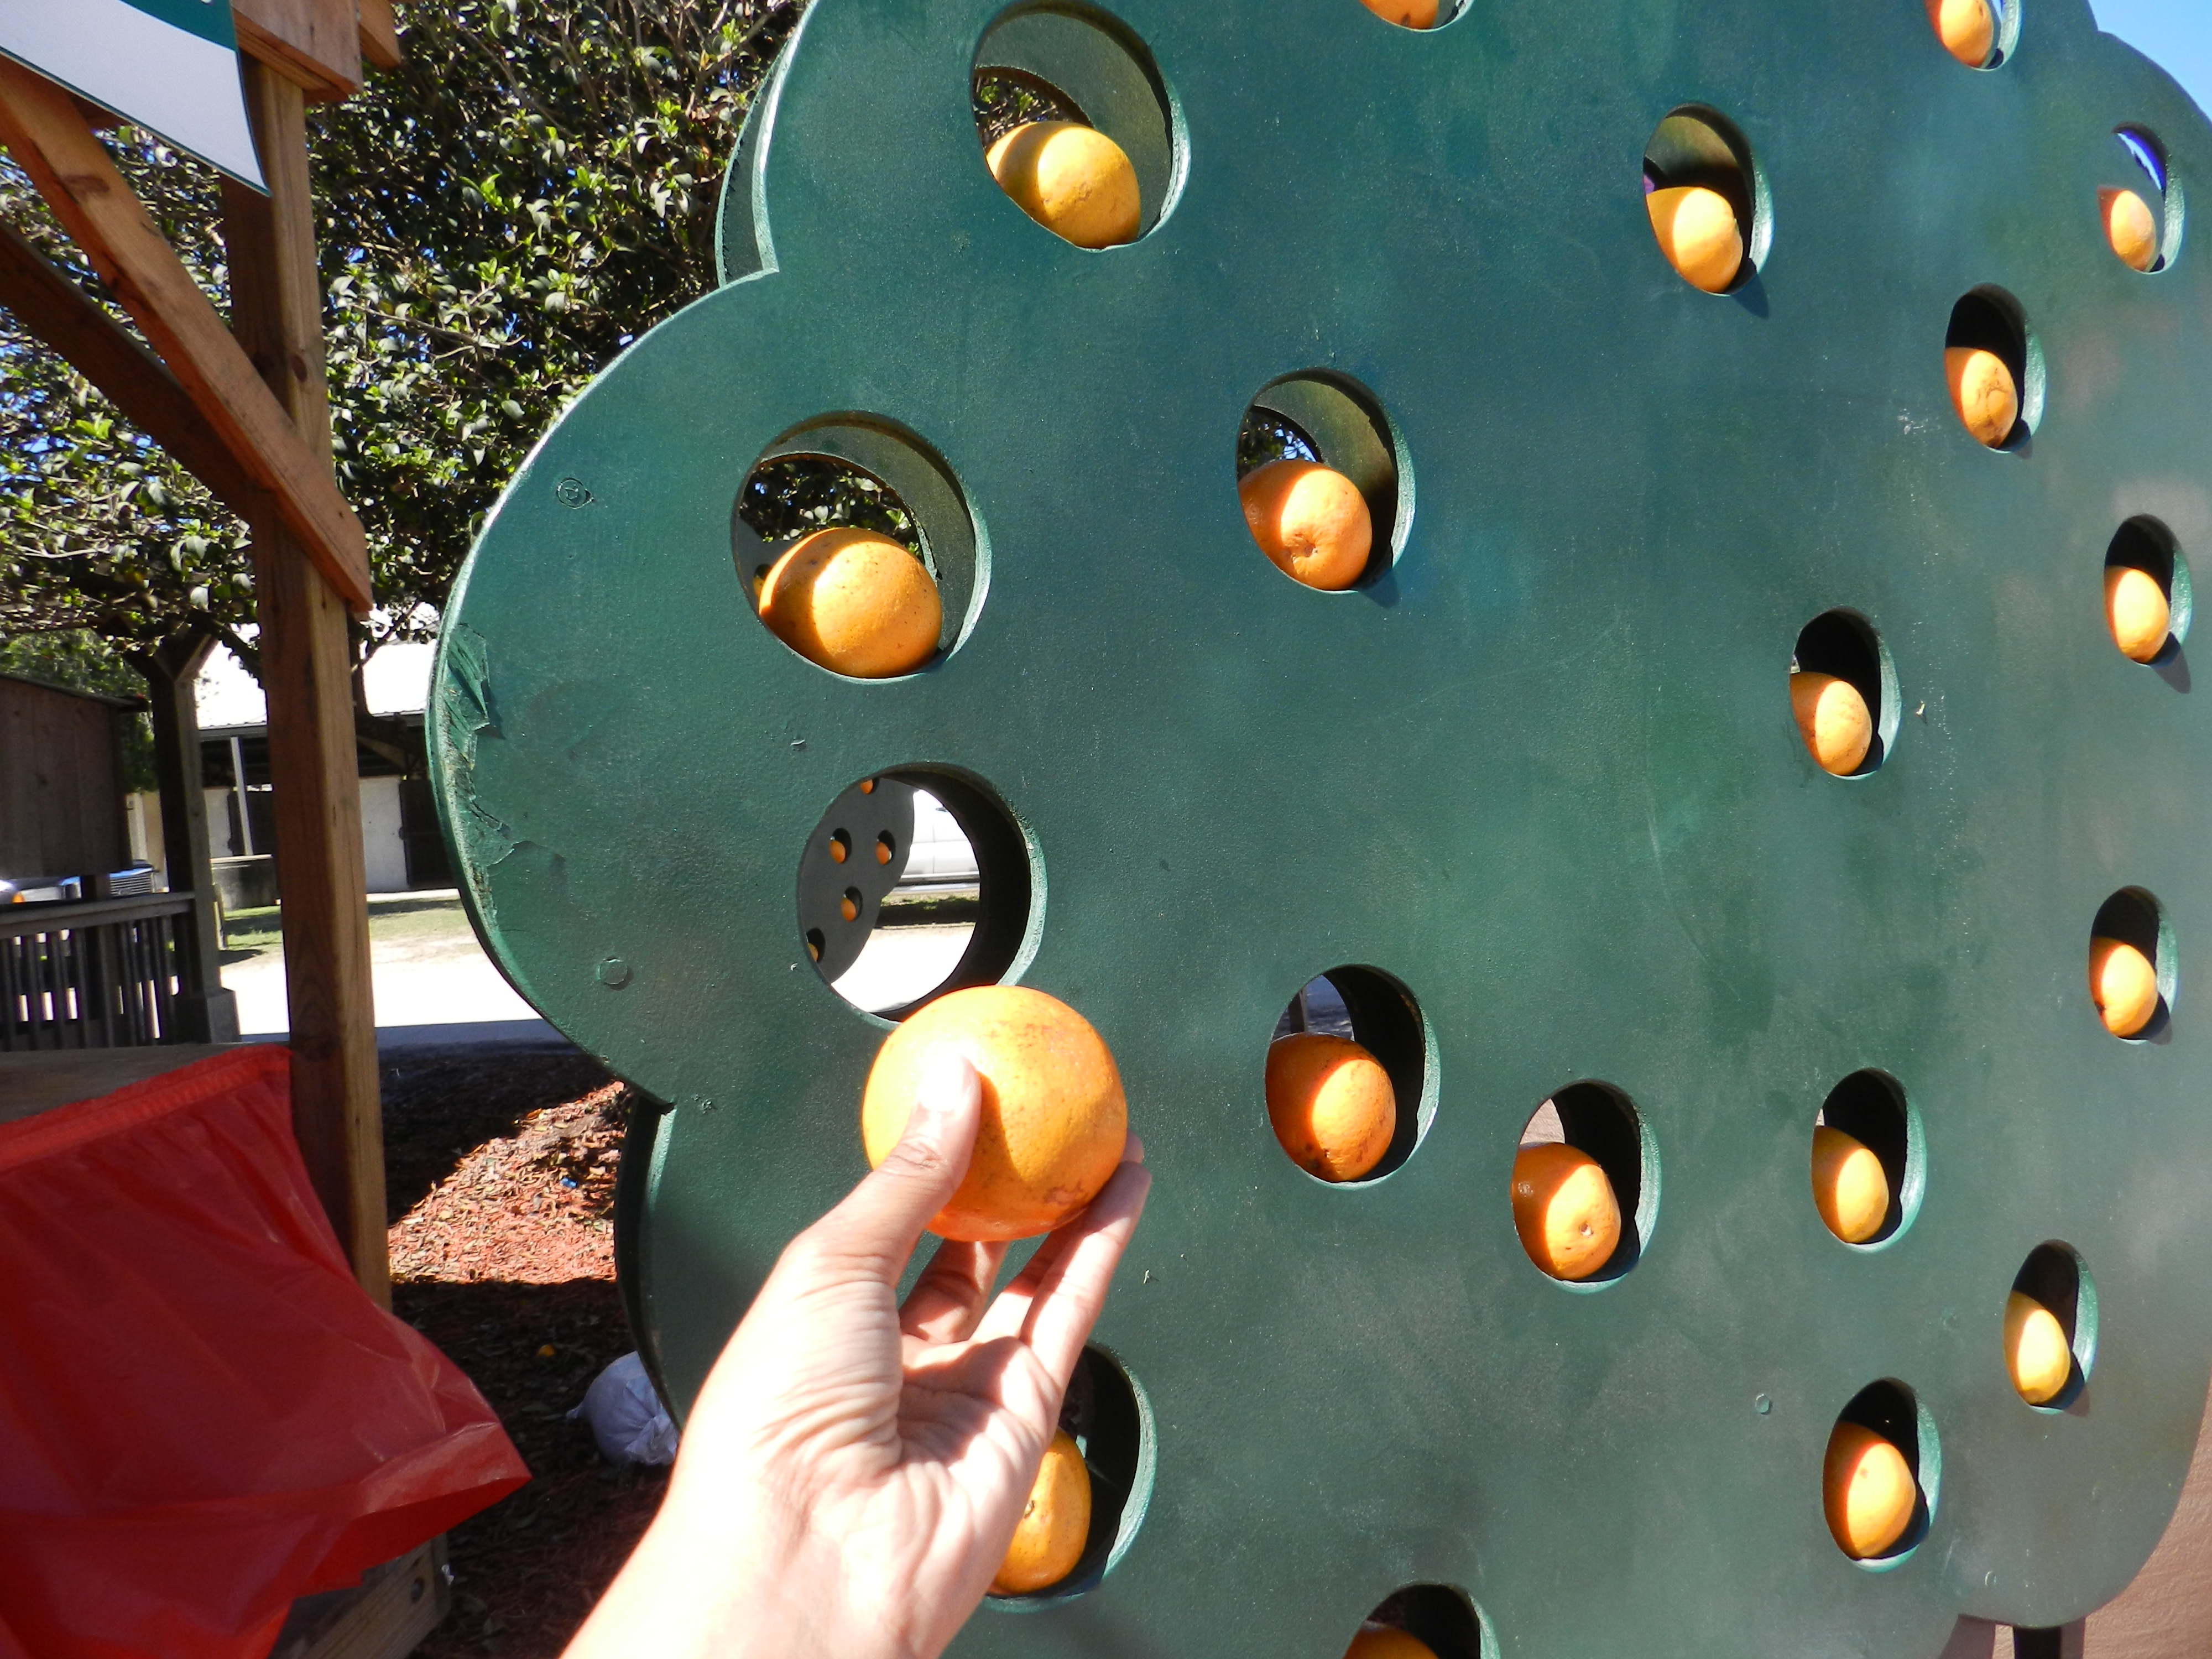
[126,792,164,877]
[359,774,408,893]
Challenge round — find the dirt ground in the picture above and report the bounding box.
[379,1046,669,1657]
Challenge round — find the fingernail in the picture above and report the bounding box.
[917,1052,973,1119]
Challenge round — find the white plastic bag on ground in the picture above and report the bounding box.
[570,1352,679,1466]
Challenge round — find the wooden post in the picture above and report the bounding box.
[223,61,389,1305]
[140,632,241,1044]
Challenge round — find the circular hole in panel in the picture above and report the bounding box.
[1790,609,1899,778]
[986,1344,1155,1609]
[1812,1070,1924,1249]
[1352,0,1467,31]
[2089,886,2175,1042]
[972,3,1180,248]
[1267,966,1434,1185]
[1237,371,1412,590]
[1927,0,2018,69]
[2105,128,2183,273]
[736,417,987,676]
[1347,1585,1501,1659]
[2006,1241,2096,1411]
[800,770,1036,1020]
[1512,1082,1658,1287]
[1826,1380,1939,1567]
[1944,287,2043,450]
[2105,516,2189,665]
[1642,106,1769,293]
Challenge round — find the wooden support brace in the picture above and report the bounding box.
[225,60,390,1304]
[0,56,374,613]
[357,0,403,72]
[231,0,363,102]
[0,222,262,520]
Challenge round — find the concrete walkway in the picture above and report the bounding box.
[224,890,550,1044]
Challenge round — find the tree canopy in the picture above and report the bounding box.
[0,0,798,688]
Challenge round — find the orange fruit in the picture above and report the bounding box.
[1946,346,2018,448]
[2089,936,2159,1038]
[1811,1125,1890,1244]
[1240,459,1373,590]
[1927,0,1994,67]
[2106,565,2170,663]
[992,1430,1091,1594]
[986,122,1140,249]
[1360,0,1439,25]
[862,985,1127,1241]
[758,528,941,677]
[1646,185,1743,293]
[1512,1142,1621,1281]
[2005,1291,2072,1405]
[2102,186,2159,273]
[1790,671,1872,776]
[1266,1034,1396,1182]
[1824,1422,1917,1559]
[1346,1627,1439,1659]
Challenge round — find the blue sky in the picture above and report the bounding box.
[2094,0,2212,116]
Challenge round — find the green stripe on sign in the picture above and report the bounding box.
[119,0,233,50]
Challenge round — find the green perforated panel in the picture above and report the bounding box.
[431,1,2212,1652]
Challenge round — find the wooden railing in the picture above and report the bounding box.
[0,892,202,1050]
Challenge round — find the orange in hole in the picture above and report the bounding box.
[1240,460,1373,591]
[1346,1629,1439,1659]
[1512,1142,1621,1281]
[993,1430,1091,1594]
[1824,1421,1916,1559]
[2106,566,2170,662]
[1359,0,1439,25]
[1266,1034,1396,1182]
[758,528,941,677]
[2089,936,2158,1037]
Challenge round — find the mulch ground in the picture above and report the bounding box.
[378,1047,671,1657]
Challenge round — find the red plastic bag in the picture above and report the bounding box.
[0,1046,527,1659]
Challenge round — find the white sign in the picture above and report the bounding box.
[0,0,263,188]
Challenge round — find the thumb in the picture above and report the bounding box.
[816,1052,982,1281]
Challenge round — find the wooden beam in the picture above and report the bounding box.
[231,0,362,102]
[226,61,390,1306]
[357,0,402,72]
[0,56,374,613]
[0,222,262,520]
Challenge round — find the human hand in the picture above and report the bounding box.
[566,1054,1151,1659]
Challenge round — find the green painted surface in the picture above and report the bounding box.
[431,0,2212,1651]
[121,0,236,50]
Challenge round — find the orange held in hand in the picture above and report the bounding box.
[757,528,941,678]
[986,122,1141,249]
[1824,1422,1917,1559]
[1927,0,1994,67]
[1359,0,1439,25]
[1512,1142,1621,1281]
[1240,459,1374,590]
[1266,1034,1396,1182]
[1811,1125,1889,1244]
[1790,671,1872,776]
[1346,1627,1439,1659]
[992,1430,1092,1594]
[1645,185,1743,293]
[2089,936,2159,1038]
[862,985,1127,1241]
[1946,346,2018,448]
[2105,566,2170,663]
[2102,186,2159,273]
[2005,1291,2072,1405]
